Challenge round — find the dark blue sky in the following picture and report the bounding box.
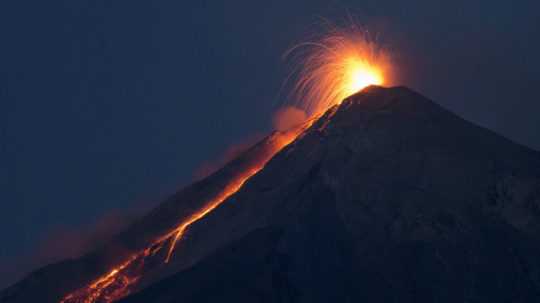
[1,0,539,288]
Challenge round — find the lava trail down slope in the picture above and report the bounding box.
[0,120,312,303]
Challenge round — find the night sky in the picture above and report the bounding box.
[1,0,539,288]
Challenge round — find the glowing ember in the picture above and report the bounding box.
[285,24,392,116]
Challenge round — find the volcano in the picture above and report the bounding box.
[3,86,540,303]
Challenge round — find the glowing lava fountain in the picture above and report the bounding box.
[59,24,391,303]
[285,24,392,116]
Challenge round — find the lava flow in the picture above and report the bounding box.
[59,23,390,303]
[59,125,309,303]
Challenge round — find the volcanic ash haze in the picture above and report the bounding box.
[3,86,540,303]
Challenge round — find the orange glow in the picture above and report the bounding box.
[59,245,159,303]
[285,24,392,116]
[59,122,312,303]
[162,122,307,262]
[163,167,259,262]
[342,57,383,96]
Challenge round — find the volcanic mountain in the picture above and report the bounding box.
[3,86,540,303]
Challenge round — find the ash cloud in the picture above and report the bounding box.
[35,211,137,264]
[192,134,264,181]
[0,209,141,290]
[272,106,307,131]
[192,106,308,182]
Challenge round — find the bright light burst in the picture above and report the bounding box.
[285,23,392,116]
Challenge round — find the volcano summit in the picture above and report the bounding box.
[2,86,540,303]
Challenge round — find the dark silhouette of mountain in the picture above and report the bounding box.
[3,86,540,303]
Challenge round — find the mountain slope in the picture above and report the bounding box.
[3,86,540,303]
[0,126,303,303]
[122,86,540,302]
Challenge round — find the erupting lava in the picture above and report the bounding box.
[285,24,392,116]
[59,23,392,303]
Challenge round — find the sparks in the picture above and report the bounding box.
[285,23,392,116]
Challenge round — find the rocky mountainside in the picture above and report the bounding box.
[4,86,540,303]
[121,86,540,302]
